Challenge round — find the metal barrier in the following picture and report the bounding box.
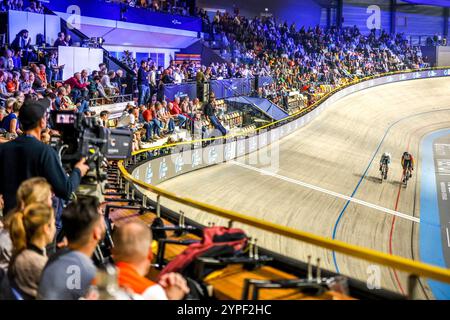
[118,66,450,288]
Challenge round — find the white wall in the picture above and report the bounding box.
[8,10,60,46]
[58,47,103,80]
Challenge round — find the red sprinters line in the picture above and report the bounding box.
[389,178,406,295]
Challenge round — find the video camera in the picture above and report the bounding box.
[50,111,133,182]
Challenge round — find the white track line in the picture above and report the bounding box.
[230,161,420,223]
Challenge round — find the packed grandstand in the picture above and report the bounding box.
[0,0,449,304]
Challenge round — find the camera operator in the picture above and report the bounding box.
[0,98,90,216]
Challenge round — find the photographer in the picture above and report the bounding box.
[0,98,89,215]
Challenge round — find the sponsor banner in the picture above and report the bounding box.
[210,78,253,99]
[163,83,197,101]
[257,76,274,88]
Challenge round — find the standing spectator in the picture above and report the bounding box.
[196,66,206,101]
[80,69,89,85]
[148,65,157,97]
[37,196,105,300]
[137,60,150,106]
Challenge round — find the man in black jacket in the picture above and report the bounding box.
[0,98,89,215]
[137,60,150,106]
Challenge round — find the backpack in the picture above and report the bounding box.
[159,226,248,279]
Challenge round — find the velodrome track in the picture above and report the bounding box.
[147,77,450,299]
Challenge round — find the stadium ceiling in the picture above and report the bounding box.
[401,0,450,7]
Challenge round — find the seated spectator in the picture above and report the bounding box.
[11,30,32,65]
[102,71,119,96]
[37,65,48,87]
[117,104,137,129]
[156,101,174,134]
[112,220,189,300]
[1,99,22,135]
[112,69,127,95]
[0,70,12,99]
[53,32,68,48]
[6,71,20,93]
[90,76,109,101]
[47,51,63,82]
[19,70,33,94]
[1,49,14,71]
[0,177,52,276]
[55,86,76,111]
[30,64,46,91]
[24,0,41,13]
[64,72,89,103]
[65,34,73,47]
[5,203,55,300]
[12,49,22,70]
[141,104,161,141]
[37,196,105,300]
[168,98,187,129]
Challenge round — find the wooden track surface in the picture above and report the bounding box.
[145,78,450,299]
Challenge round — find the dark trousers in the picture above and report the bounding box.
[209,116,227,136]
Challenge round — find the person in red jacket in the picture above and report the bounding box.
[169,98,187,129]
[142,105,161,141]
[64,72,89,103]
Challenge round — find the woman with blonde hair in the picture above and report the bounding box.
[0,178,52,273]
[6,203,55,299]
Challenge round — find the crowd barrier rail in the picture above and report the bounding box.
[118,66,450,288]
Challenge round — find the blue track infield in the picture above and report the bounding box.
[420,129,450,300]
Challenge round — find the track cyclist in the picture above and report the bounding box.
[401,151,415,183]
[379,152,391,180]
